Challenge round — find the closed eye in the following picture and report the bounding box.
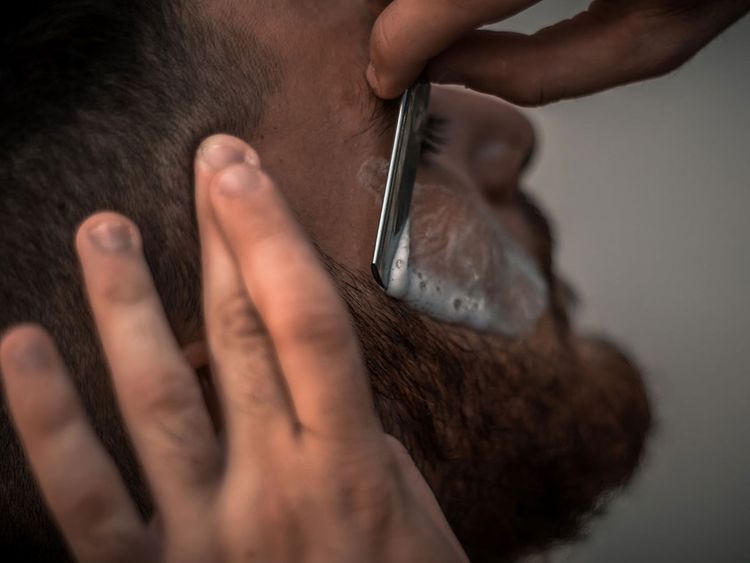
[420,114,449,158]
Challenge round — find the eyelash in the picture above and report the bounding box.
[420,114,449,158]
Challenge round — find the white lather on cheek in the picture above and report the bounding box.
[358,157,548,336]
[387,182,548,336]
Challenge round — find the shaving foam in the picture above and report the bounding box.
[359,158,548,336]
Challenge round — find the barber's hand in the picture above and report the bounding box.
[367,0,750,104]
[0,135,468,563]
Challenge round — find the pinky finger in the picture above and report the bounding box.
[0,325,156,563]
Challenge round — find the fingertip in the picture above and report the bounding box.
[196,137,263,223]
[367,62,408,100]
[75,212,141,256]
[197,135,260,173]
[212,162,265,199]
[207,164,274,232]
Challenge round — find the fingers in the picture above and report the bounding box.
[385,436,467,561]
[76,213,220,512]
[0,326,154,563]
[420,11,661,106]
[427,3,746,106]
[368,0,540,98]
[195,136,297,455]
[198,135,381,443]
[370,1,749,104]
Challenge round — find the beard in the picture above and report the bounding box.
[329,259,651,563]
[0,238,648,563]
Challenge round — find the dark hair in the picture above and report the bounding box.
[0,2,278,559]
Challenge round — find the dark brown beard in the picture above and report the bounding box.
[329,260,652,563]
[0,248,649,563]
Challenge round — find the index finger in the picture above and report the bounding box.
[205,137,382,442]
[368,0,540,98]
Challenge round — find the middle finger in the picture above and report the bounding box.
[195,136,297,460]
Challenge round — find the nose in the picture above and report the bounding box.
[473,138,533,202]
[469,103,536,205]
[429,87,536,205]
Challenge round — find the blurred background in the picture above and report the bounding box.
[495,3,750,562]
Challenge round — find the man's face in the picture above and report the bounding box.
[201,1,648,556]
[215,0,569,349]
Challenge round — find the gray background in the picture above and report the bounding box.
[496,3,750,562]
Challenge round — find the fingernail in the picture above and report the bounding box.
[366,63,381,93]
[200,143,252,170]
[217,162,262,197]
[88,221,134,253]
[10,337,54,374]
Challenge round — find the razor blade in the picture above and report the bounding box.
[371,82,431,290]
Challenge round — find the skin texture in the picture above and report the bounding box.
[203,0,563,315]
[0,136,469,563]
[366,0,750,103]
[0,1,651,561]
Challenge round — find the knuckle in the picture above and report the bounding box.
[274,302,351,354]
[99,275,152,305]
[62,477,122,531]
[129,370,217,478]
[213,296,290,417]
[27,391,80,438]
[502,59,549,107]
[215,295,267,349]
[75,515,143,561]
[244,386,285,414]
[476,50,548,107]
[128,365,199,421]
[624,10,699,79]
[218,495,264,553]
[370,16,397,64]
[226,365,286,419]
[334,472,396,532]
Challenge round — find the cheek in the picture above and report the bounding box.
[385,181,549,337]
[356,157,389,204]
